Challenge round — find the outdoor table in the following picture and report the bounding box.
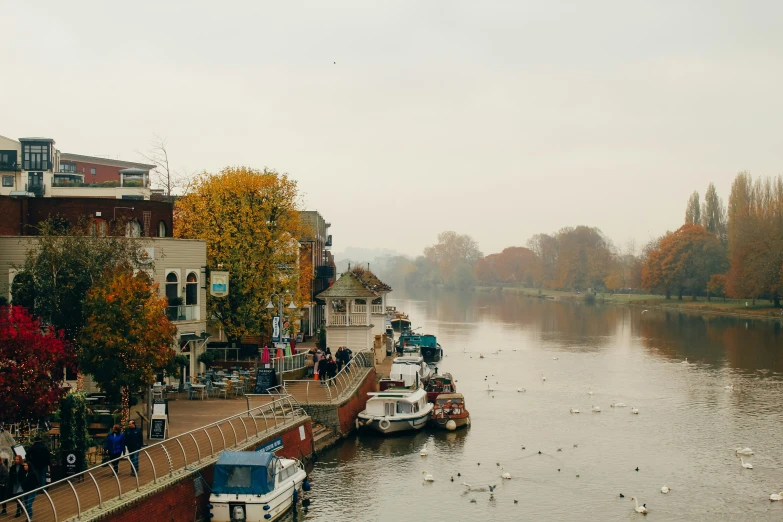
[213,381,227,387]
[190,384,207,400]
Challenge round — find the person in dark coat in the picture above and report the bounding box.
[335,347,345,373]
[327,355,338,379]
[21,462,39,519]
[125,420,143,476]
[103,424,125,474]
[6,454,24,516]
[26,436,51,488]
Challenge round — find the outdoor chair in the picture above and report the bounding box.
[217,382,230,399]
[205,380,216,398]
[185,383,197,400]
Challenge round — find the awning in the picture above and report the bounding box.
[179,332,210,351]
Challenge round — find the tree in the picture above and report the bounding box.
[423,231,483,283]
[706,274,727,301]
[642,224,728,300]
[474,247,537,285]
[79,270,176,425]
[685,191,701,225]
[136,134,186,203]
[527,233,559,288]
[175,167,303,344]
[0,306,73,423]
[701,183,726,242]
[553,226,613,291]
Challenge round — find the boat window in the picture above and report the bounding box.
[226,466,251,489]
[385,402,394,416]
[413,402,419,413]
[397,402,412,414]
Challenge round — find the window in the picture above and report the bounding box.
[125,220,141,237]
[90,168,96,175]
[166,272,179,303]
[158,221,167,237]
[22,143,49,170]
[186,272,198,305]
[2,175,12,187]
[0,151,17,170]
[89,218,108,237]
[60,162,76,173]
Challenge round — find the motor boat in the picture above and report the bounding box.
[357,388,433,434]
[430,393,471,431]
[208,451,308,522]
[379,355,432,390]
[425,372,456,402]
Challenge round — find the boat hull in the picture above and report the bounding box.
[358,411,431,434]
[430,414,470,430]
[208,471,306,522]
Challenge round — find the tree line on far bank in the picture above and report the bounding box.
[377,172,783,306]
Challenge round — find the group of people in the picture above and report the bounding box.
[103,421,144,477]
[308,346,352,380]
[0,436,50,518]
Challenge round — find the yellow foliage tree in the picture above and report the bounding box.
[175,167,303,343]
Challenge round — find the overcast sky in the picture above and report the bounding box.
[3,1,782,256]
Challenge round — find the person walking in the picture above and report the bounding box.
[0,457,9,516]
[27,435,51,488]
[313,348,322,381]
[335,347,345,373]
[6,455,24,517]
[104,425,125,475]
[21,462,38,519]
[125,420,143,476]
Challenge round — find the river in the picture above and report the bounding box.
[301,290,783,521]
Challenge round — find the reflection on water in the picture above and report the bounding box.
[306,290,783,521]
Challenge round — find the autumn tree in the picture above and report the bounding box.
[642,224,728,300]
[175,167,303,344]
[423,231,483,286]
[79,270,176,425]
[553,226,613,291]
[0,306,74,423]
[527,233,559,288]
[701,183,726,242]
[474,247,537,286]
[685,191,701,225]
[706,274,727,301]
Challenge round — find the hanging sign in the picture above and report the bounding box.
[210,271,229,297]
[272,315,281,342]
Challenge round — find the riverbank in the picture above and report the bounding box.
[475,284,783,321]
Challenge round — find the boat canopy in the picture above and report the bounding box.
[212,451,279,496]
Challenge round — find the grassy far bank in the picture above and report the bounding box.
[474,285,783,320]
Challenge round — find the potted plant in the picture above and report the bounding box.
[198,351,216,371]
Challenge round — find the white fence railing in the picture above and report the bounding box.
[328,313,370,326]
[277,351,374,404]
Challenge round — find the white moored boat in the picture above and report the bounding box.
[208,451,308,522]
[385,355,432,389]
[357,388,433,434]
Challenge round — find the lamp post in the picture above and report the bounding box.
[266,292,298,344]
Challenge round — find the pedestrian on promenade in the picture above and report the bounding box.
[27,435,51,488]
[344,346,353,369]
[104,424,125,474]
[327,355,338,379]
[325,346,332,357]
[0,457,9,516]
[21,461,38,519]
[314,348,323,381]
[6,454,24,516]
[335,347,345,373]
[125,420,143,476]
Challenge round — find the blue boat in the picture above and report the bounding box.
[395,333,442,359]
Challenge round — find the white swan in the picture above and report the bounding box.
[422,471,434,481]
[681,358,688,365]
[611,402,627,408]
[641,310,648,314]
[660,485,670,494]
[631,407,639,414]
[501,467,512,480]
[553,356,559,360]
[724,385,734,391]
[517,388,526,393]
[735,447,753,456]
[541,374,546,382]
[591,405,601,412]
[588,388,593,396]
[420,443,428,457]
[770,492,783,501]
[740,458,753,469]
[631,497,648,514]
[570,408,580,413]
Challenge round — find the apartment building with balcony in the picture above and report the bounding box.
[299,210,336,336]
[0,134,155,200]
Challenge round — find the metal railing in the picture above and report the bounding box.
[4,394,304,522]
[165,304,198,321]
[271,351,308,375]
[277,350,374,404]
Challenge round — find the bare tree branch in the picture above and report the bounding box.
[135,134,185,203]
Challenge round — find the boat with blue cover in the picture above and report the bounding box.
[208,451,308,522]
[395,333,443,359]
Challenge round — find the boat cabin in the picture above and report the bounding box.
[364,388,428,417]
[388,355,430,388]
[425,373,455,402]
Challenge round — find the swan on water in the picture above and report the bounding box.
[631,497,648,514]
[735,447,753,455]
[462,482,490,492]
[641,310,648,314]
[660,485,670,494]
[588,388,593,396]
[517,388,526,393]
[724,385,734,391]
[611,402,627,408]
[631,407,639,414]
[420,444,428,457]
[501,468,512,480]
[570,408,580,413]
[553,356,559,360]
[422,471,434,481]
[681,358,688,365]
[740,458,753,469]
[542,374,546,382]
[591,405,601,412]
[770,492,783,501]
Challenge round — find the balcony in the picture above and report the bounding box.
[328,313,370,326]
[316,266,335,279]
[23,160,50,171]
[166,305,198,321]
[0,161,19,172]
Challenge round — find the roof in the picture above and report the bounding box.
[316,272,378,299]
[60,152,155,170]
[215,451,276,467]
[19,137,55,143]
[353,269,392,292]
[213,451,279,496]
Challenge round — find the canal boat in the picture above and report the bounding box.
[357,388,434,434]
[208,451,308,522]
[381,354,432,389]
[424,372,456,402]
[430,392,470,431]
[396,333,442,359]
[390,313,412,332]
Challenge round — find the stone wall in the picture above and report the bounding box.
[303,368,377,435]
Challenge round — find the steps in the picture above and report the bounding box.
[312,423,338,452]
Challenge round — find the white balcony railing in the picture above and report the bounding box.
[371,304,384,314]
[353,304,367,314]
[328,313,370,326]
[167,304,198,321]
